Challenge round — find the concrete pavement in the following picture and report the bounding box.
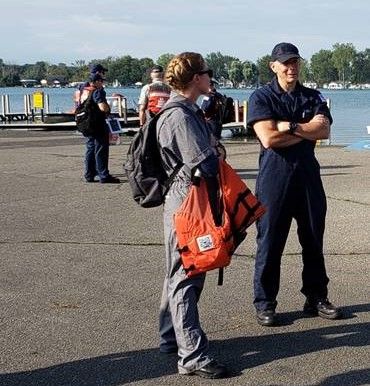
[0,130,369,385]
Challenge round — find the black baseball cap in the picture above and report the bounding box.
[271,42,302,63]
[89,73,106,82]
[90,63,108,73]
[151,65,164,72]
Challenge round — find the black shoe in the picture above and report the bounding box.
[190,360,228,379]
[303,298,341,320]
[85,175,98,182]
[256,309,276,326]
[100,175,120,184]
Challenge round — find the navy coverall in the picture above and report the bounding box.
[247,77,333,312]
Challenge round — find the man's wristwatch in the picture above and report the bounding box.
[288,122,298,135]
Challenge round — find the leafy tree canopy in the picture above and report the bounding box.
[1,43,370,87]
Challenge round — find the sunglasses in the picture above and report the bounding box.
[197,69,213,78]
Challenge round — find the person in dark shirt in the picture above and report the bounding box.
[200,79,225,139]
[74,64,108,110]
[82,73,120,184]
[247,42,341,327]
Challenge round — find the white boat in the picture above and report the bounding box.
[112,79,121,88]
[327,82,344,90]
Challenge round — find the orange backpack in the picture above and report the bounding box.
[174,159,266,282]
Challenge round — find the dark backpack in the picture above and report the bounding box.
[75,89,105,136]
[222,96,235,124]
[202,93,235,125]
[124,102,189,208]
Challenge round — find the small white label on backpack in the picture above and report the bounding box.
[196,235,214,252]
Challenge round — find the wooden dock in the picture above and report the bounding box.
[0,116,140,131]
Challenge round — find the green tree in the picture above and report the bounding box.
[1,44,369,88]
[351,49,370,84]
[205,52,237,80]
[299,59,310,83]
[228,60,244,87]
[69,60,89,82]
[331,43,357,87]
[107,56,133,85]
[20,61,48,81]
[205,52,227,79]
[256,55,273,85]
[157,53,174,72]
[0,59,4,79]
[138,57,155,83]
[242,60,258,86]
[310,50,337,86]
[0,64,21,86]
[71,60,86,68]
[47,63,71,78]
[1,72,20,86]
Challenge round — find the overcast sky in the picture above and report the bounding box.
[1,0,369,65]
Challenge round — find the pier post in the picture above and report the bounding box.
[121,97,127,124]
[23,95,31,118]
[26,95,32,120]
[45,94,49,114]
[327,98,331,145]
[116,96,122,117]
[243,100,248,129]
[1,95,5,116]
[107,95,128,125]
[4,94,10,114]
[234,99,240,123]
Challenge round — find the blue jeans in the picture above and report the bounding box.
[84,132,110,181]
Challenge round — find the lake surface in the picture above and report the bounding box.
[1,86,369,145]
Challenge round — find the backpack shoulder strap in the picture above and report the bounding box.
[152,102,195,191]
[159,101,193,115]
[80,86,96,105]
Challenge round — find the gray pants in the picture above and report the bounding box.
[159,182,211,373]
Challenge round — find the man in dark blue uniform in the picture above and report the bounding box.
[247,42,341,326]
[201,79,235,139]
[82,73,120,184]
[74,64,108,110]
[201,79,225,139]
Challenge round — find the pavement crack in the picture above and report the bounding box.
[1,242,368,256]
[234,251,369,258]
[0,240,164,247]
[327,195,369,206]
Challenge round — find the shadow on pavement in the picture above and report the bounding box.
[314,368,370,386]
[1,304,369,386]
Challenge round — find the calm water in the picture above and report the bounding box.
[1,86,369,145]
